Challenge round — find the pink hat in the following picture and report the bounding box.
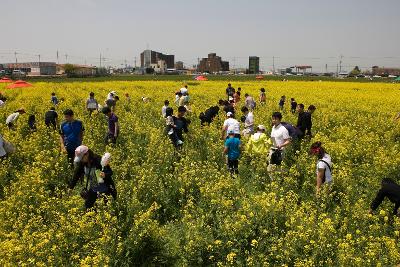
[74,145,89,163]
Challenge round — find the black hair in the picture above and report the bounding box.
[237,87,241,90]
[245,93,249,97]
[63,109,74,116]
[102,106,111,114]
[241,106,249,113]
[237,92,241,96]
[291,98,295,101]
[165,107,173,117]
[178,106,187,113]
[260,88,265,92]
[382,178,396,186]
[272,112,282,120]
[50,107,56,111]
[298,103,305,109]
[164,100,170,105]
[218,99,225,105]
[90,92,94,97]
[178,92,182,97]
[228,83,231,86]
[310,141,326,159]
[114,96,119,100]
[51,92,56,96]
[308,105,316,111]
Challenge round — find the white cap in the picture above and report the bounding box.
[226,112,233,117]
[74,145,89,163]
[101,152,111,167]
[110,91,117,95]
[257,125,266,131]
[228,96,233,101]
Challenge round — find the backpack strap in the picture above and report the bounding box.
[318,160,332,173]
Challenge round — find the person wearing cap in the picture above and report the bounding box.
[69,146,116,210]
[105,91,118,111]
[241,106,254,137]
[173,106,190,144]
[102,106,119,145]
[224,128,242,176]
[310,141,333,194]
[59,109,85,166]
[0,133,8,159]
[221,112,240,140]
[6,109,25,130]
[246,125,271,155]
[162,100,170,118]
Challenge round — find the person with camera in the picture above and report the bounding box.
[309,141,333,195]
[102,106,119,145]
[69,145,116,210]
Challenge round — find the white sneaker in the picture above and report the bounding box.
[177,140,183,145]
[168,129,174,135]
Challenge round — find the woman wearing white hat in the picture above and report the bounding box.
[69,145,116,210]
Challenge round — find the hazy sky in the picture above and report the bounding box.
[1,0,399,72]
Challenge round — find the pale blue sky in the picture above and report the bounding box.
[0,0,399,72]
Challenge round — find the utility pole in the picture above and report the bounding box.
[134,56,137,68]
[233,57,236,74]
[339,54,343,73]
[325,63,328,73]
[100,53,102,68]
[14,52,18,64]
[64,54,68,63]
[272,56,275,74]
[56,50,59,64]
[37,54,41,64]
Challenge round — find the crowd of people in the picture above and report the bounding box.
[1,83,399,216]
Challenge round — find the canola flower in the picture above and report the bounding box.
[0,80,399,265]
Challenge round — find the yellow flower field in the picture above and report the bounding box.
[0,80,400,266]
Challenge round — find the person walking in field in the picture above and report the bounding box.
[244,93,256,110]
[259,88,266,105]
[226,83,235,100]
[269,112,291,168]
[102,106,119,145]
[173,106,190,145]
[221,112,240,140]
[233,91,241,107]
[69,146,116,210]
[246,125,271,156]
[279,95,286,111]
[370,178,400,216]
[309,141,333,194]
[86,92,99,116]
[224,128,242,177]
[59,109,85,166]
[51,92,59,106]
[162,100,170,117]
[290,98,297,114]
[241,106,254,137]
[395,112,400,121]
[6,109,25,130]
[164,107,183,147]
[45,107,58,130]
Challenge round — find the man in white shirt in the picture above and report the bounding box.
[269,112,291,166]
[6,109,25,130]
[221,112,240,139]
[241,106,254,137]
[161,100,169,117]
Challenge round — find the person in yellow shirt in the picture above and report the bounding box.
[246,125,271,155]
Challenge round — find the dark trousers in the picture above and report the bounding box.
[45,121,57,130]
[105,133,117,144]
[227,159,239,175]
[85,187,117,210]
[66,148,75,167]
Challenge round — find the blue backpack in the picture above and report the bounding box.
[281,122,300,139]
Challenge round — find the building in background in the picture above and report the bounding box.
[371,66,400,76]
[140,50,175,69]
[175,61,184,70]
[150,60,167,74]
[1,62,56,75]
[198,53,229,73]
[57,64,97,76]
[248,56,260,74]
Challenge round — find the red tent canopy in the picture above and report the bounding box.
[0,77,13,83]
[6,80,33,89]
[195,75,208,81]
[256,75,264,79]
